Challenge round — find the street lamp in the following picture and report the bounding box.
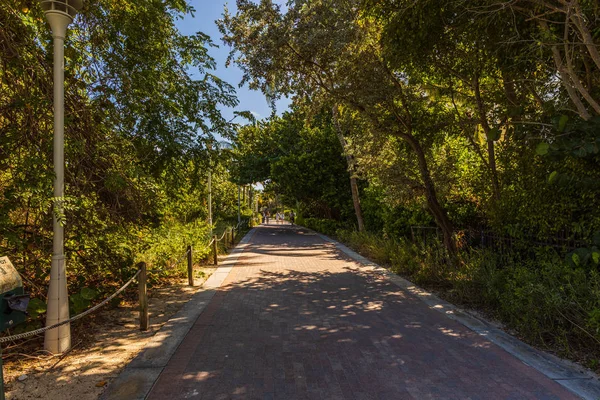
[39,0,83,354]
[208,169,212,233]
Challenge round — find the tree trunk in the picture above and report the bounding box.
[349,176,364,231]
[473,75,501,200]
[400,132,457,258]
[332,106,365,232]
[538,19,592,120]
[347,101,457,257]
[571,1,600,72]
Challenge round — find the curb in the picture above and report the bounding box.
[100,228,257,400]
[310,229,600,400]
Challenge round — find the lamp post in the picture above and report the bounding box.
[208,169,212,234]
[237,185,241,225]
[39,0,83,354]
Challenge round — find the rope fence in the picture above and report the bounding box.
[0,269,142,343]
[216,230,228,242]
[0,218,252,344]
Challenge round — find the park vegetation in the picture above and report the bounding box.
[221,0,600,367]
[2,0,599,370]
[0,1,249,328]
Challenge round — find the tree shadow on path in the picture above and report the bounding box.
[148,229,575,400]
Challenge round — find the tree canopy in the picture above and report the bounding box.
[0,0,244,316]
[221,0,600,243]
[220,0,600,360]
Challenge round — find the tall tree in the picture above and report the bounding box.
[332,105,365,232]
[0,0,238,295]
[219,0,458,255]
[233,110,354,221]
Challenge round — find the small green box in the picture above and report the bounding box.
[0,257,28,332]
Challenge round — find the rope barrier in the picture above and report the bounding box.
[168,248,190,270]
[216,230,227,242]
[0,220,252,343]
[0,219,252,344]
[0,269,142,343]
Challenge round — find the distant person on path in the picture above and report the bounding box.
[262,212,266,224]
[289,210,295,225]
[265,211,270,224]
[275,212,280,224]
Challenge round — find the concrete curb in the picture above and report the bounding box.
[100,228,257,400]
[311,230,600,400]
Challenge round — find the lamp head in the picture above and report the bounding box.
[38,0,83,39]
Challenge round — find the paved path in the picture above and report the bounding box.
[147,224,579,400]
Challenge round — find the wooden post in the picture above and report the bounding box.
[212,235,218,266]
[231,227,235,246]
[187,245,193,287]
[138,262,148,331]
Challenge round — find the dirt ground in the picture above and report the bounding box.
[2,265,217,400]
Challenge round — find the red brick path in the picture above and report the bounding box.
[147,225,579,399]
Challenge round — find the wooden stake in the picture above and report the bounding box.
[138,262,148,331]
[187,245,193,287]
[212,235,218,266]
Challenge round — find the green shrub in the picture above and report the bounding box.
[139,219,212,275]
[300,217,345,237]
[493,253,600,351]
[311,223,600,358]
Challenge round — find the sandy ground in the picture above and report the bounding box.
[2,265,217,400]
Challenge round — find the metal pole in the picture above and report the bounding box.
[237,185,241,225]
[212,235,218,266]
[208,170,212,235]
[45,28,71,354]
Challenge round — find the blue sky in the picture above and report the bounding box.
[175,1,290,124]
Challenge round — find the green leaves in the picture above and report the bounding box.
[70,287,99,315]
[80,287,97,301]
[1,0,239,314]
[536,142,550,156]
[234,109,352,219]
[27,298,47,319]
[557,115,569,133]
[566,246,600,268]
[487,128,501,142]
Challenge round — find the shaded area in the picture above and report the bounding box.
[148,225,577,400]
[4,275,208,400]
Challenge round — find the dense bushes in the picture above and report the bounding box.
[296,216,347,237]
[0,0,246,325]
[139,219,212,272]
[222,0,600,371]
[487,253,600,355]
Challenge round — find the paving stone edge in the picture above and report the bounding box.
[310,228,600,400]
